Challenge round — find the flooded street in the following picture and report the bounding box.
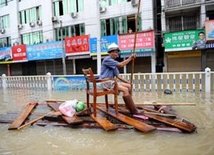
[0,89,214,155]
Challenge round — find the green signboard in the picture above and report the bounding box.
[164,29,205,52]
[120,48,154,54]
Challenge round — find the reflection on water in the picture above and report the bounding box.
[0,89,214,155]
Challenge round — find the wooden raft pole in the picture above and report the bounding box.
[8,102,38,130]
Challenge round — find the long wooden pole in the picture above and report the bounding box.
[131,0,141,94]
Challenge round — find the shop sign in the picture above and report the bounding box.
[167,51,201,58]
[65,35,90,56]
[164,30,205,52]
[90,35,118,56]
[89,38,97,54]
[118,30,155,54]
[0,47,13,64]
[205,20,214,41]
[12,44,27,62]
[27,41,63,60]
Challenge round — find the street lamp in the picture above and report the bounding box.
[60,20,67,75]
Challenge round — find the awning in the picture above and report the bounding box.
[67,54,91,59]
[120,52,152,58]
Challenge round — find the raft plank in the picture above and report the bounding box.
[143,113,196,133]
[8,102,38,130]
[90,114,118,131]
[47,102,83,125]
[96,106,156,133]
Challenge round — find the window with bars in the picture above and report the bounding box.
[166,13,199,32]
[53,0,84,16]
[21,31,43,45]
[54,23,85,41]
[19,6,42,24]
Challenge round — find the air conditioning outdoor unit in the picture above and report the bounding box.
[29,22,35,27]
[37,20,42,26]
[52,16,58,22]
[131,0,138,7]
[0,29,5,34]
[71,12,78,18]
[100,7,107,13]
[18,24,23,29]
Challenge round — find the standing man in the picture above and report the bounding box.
[100,43,142,115]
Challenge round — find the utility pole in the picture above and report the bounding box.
[97,0,101,75]
[60,20,67,75]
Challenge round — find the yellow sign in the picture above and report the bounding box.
[167,51,201,58]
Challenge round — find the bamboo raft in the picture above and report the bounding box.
[0,100,197,133]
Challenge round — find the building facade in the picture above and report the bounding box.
[0,0,158,76]
[161,0,214,72]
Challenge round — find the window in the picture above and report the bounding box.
[19,6,42,24]
[53,0,84,16]
[101,15,141,36]
[54,23,85,41]
[0,0,7,7]
[100,0,130,6]
[0,14,9,29]
[0,37,11,48]
[20,6,42,24]
[21,31,43,45]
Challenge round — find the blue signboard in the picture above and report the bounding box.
[27,41,63,60]
[100,35,118,52]
[90,35,118,56]
[90,38,97,53]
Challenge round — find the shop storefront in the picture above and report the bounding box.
[164,29,205,72]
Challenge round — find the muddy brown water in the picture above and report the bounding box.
[0,89,214,155]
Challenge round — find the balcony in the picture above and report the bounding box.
[165,0,201,9]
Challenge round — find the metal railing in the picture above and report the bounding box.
[0,68,213,92]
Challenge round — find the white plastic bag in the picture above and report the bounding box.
[59,99,78,117]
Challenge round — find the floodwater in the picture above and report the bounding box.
[0,89,214,155]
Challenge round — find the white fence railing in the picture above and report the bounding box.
[0,68,213,92]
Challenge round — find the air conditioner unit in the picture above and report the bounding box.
[0,29,5,34]
[37,20,42,26]
[29,22,35,27]
[100,7,107,13]
[131,0,138,7]
[71,12,78,18]
[18,24,23,29]
[52,16,58,22]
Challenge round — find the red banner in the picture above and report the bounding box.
[65,35,90,55]
[118,30,155,50]
[11,44,27,61]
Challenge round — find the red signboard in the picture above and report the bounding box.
[205,20,214,41]
[65,35,90,55]
[11,44,27,61]
[118,30,155,50]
